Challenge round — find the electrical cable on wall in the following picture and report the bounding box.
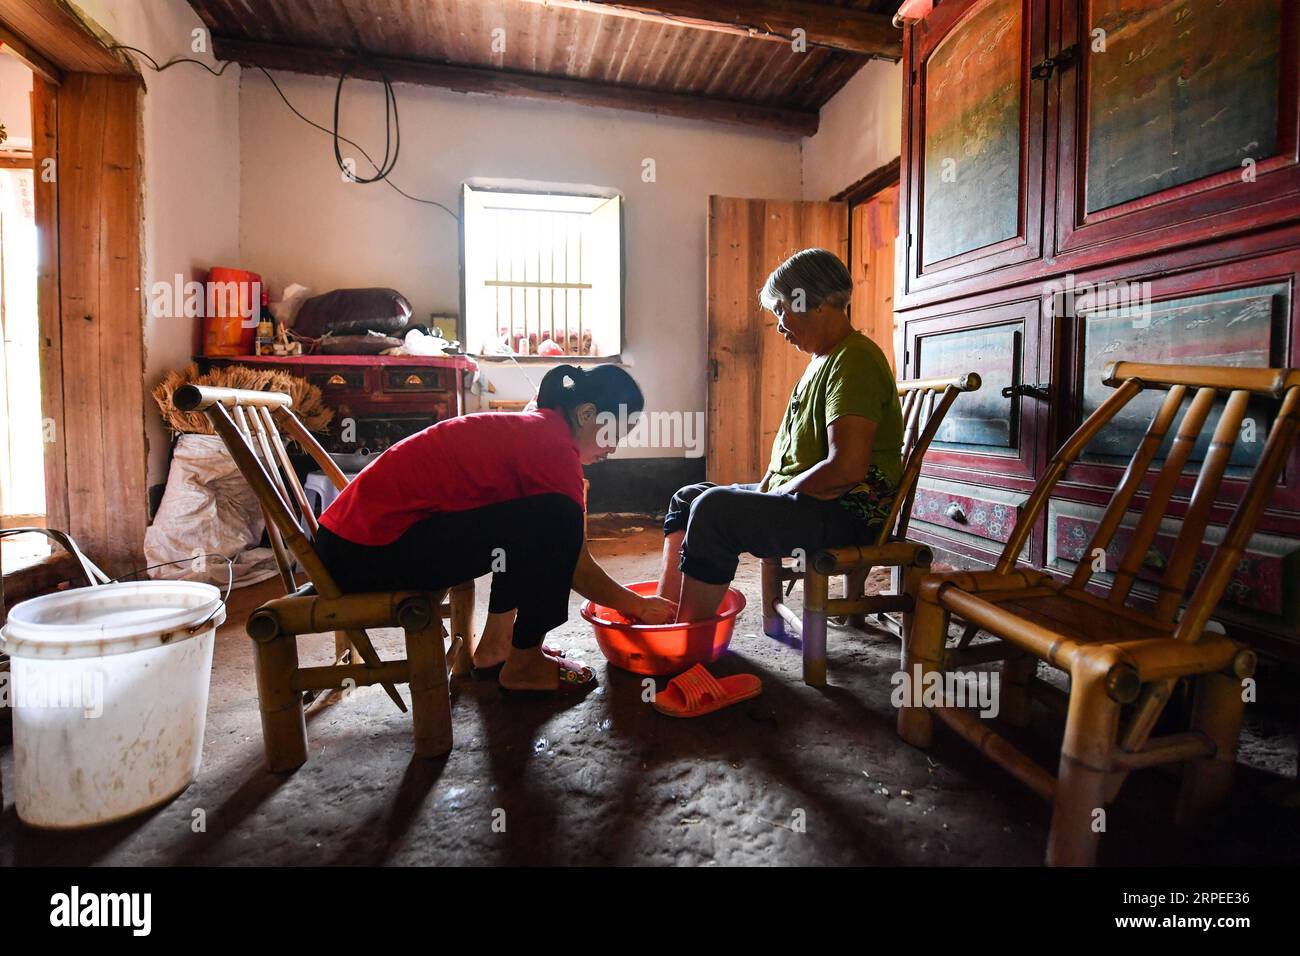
[112,44,459,221]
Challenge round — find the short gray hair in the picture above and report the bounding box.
[759,248,853,314]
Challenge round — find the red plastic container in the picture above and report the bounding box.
[580,580,746,676]
[203,267,261,357]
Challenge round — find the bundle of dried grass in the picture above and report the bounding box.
[153,363,335,436]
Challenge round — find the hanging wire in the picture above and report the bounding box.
[110,44,459,221]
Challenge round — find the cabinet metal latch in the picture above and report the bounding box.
[1002,383,1051,401]
[1031,44,1079,80]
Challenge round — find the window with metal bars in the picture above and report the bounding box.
[462,184,623,359]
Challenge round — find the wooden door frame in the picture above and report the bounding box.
[1,0,144,584]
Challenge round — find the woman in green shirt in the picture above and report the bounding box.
[658,248,904,621]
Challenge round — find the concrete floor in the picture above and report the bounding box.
[3,515,1298,866]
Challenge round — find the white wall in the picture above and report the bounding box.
[77,0,242,489]
[802,59,903,200]
[237,71,804,457]
[0,55,33,149]
[45,0,899,482]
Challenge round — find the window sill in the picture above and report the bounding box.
[474,354,627,366]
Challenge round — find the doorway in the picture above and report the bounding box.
[705,197,849,485]
[0,51,46,567]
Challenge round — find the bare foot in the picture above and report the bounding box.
[499,647,594,691]
[471,611,565,669]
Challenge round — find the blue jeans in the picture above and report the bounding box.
[663,481,878,586]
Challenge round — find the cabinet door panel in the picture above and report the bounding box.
[904,296,1049,483]
[1056,250,1300,524]
[1086,0,1283,212]
[1055,0,1300,258]
[921,0,1023,264]
[918,322,1023,450]
[901,0,1049,300]
[1078,283,1286,475]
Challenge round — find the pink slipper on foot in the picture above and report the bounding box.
[652,663,761,717]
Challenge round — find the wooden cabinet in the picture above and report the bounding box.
[198,354,474,455]
[896,0,1300,657]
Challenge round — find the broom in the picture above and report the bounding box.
[152,363,335,437]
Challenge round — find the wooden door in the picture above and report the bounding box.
[850,185,899,371]
[706,197,847,485]
[45,74,147,578]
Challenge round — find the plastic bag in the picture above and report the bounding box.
[271,283,312,329]
[294,288,412,338]
[144,434,280,588]
[403,327,452,355]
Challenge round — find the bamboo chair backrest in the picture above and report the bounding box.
[992,362,1300,642]
[877,372,983,546]
[173,384,350,599]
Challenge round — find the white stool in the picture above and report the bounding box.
[304,470,357,516]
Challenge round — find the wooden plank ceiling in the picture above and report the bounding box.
[187,0,903,135]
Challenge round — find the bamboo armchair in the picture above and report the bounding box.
[173,384,476,771]
[761,372,982,686]
[898,361,1300,865]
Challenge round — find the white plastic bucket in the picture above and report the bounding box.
[0,579,226,829]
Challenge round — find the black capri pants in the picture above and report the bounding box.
[664,482,878,586]
[315,493,584,649]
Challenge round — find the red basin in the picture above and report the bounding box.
[580,580,746,677]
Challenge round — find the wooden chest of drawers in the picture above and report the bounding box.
[196,353,477,453]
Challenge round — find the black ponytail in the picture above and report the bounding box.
[537,363,644,423]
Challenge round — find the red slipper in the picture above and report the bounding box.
[652,663,762,718]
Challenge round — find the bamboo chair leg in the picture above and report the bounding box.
[897,591,948,748]
[1174,669,1245,828]
[899,563,926,663]
[761,558,785,639]
[1046,662,1121,867]
[252,634,308,772]
[1001,652,1037,728]
[405,618,453,758]
[843,566,870,629]
[334,630,350,663]
[802,569,829,687]
[449,580,476,677]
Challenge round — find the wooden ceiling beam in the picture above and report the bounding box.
[520,0,903,58]
[214,36,820,136]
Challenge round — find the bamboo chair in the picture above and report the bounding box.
[898,361,1300,865]
[761,372,982,686]
[173,384,476,771]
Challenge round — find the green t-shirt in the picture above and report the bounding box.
[766,331,903,522]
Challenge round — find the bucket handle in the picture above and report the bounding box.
[115,554,235,634]
[1,530,232,633]
[0,527,112,587]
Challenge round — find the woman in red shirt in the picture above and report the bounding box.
[316,364,673,695]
